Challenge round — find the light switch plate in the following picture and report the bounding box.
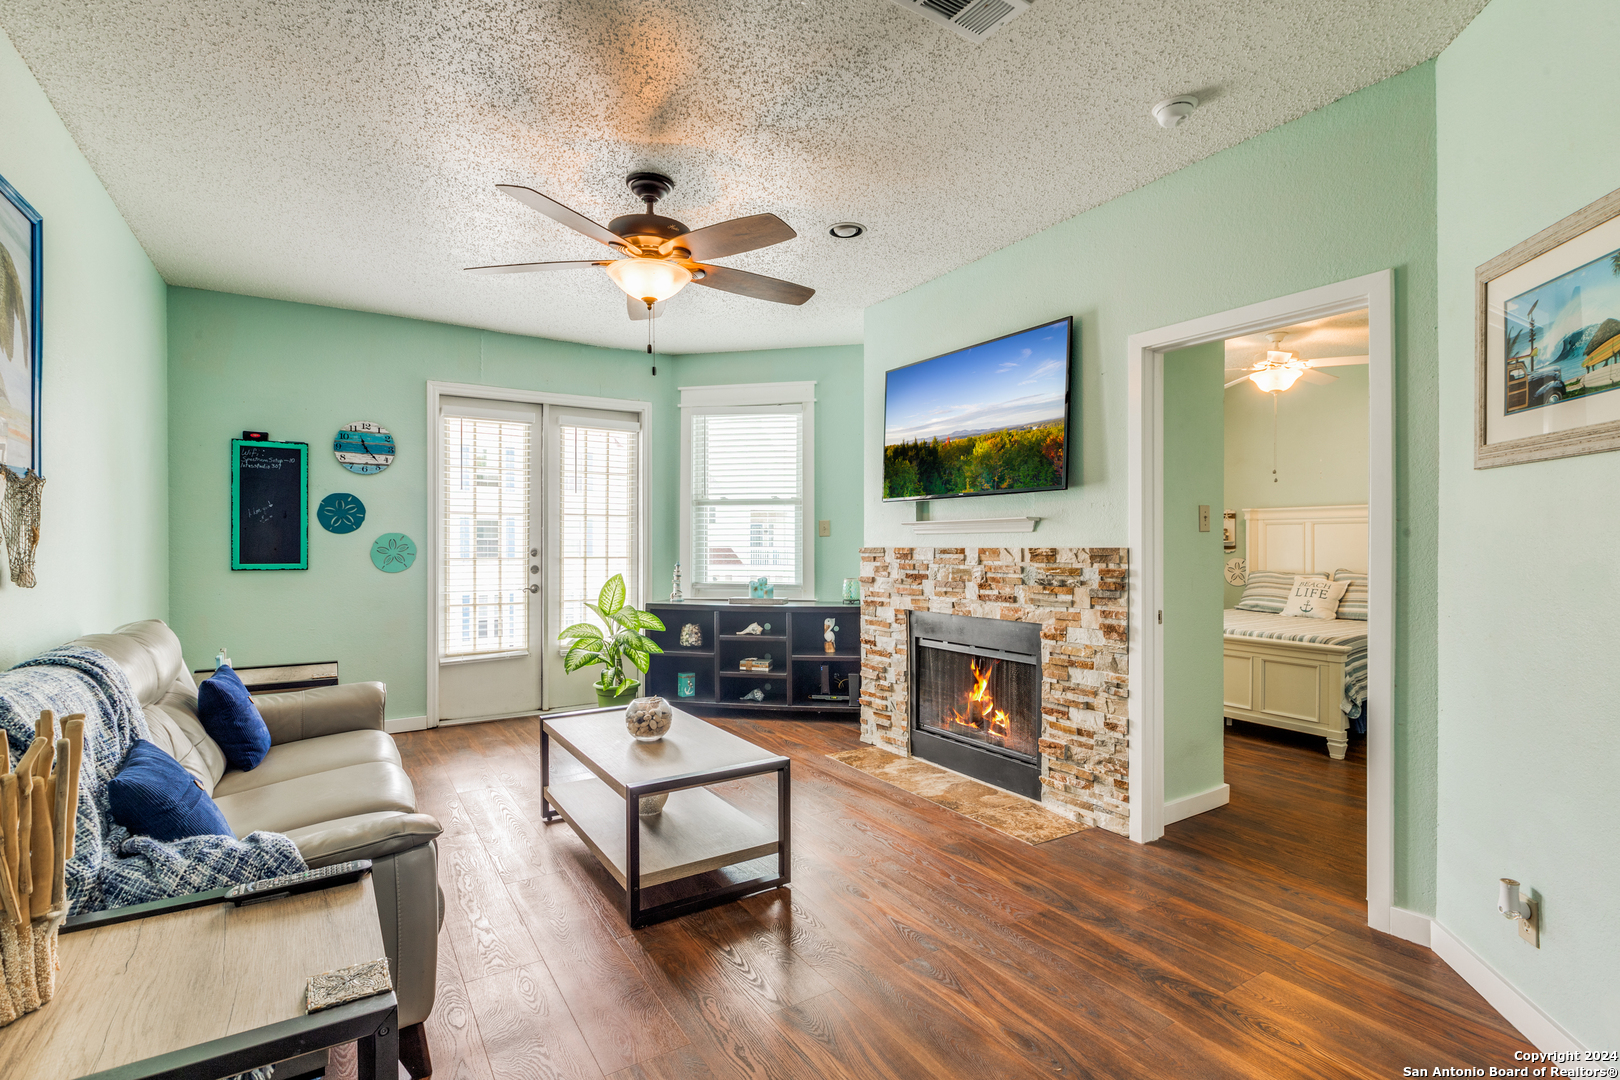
[1198,505,1211,532]
[818,519,832,537]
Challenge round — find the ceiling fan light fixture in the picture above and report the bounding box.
[1250,366,1302,393]
[604,257,693,305]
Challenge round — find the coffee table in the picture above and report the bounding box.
[541,707,791,928]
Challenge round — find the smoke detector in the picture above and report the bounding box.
[885,0,1033,44]
[1152,95,1199,129]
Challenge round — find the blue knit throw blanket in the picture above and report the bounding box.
[0,645,306,914]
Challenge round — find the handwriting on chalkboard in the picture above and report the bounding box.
[240,447,292,469]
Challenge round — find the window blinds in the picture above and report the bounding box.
[690,407,803,586]
[441,415,531,658]
[559,420,639,629]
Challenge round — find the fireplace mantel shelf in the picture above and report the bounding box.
[903,516,1039,535]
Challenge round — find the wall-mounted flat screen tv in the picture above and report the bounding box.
[883,316,1072,501]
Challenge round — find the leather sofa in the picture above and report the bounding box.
[77,620,442,1075]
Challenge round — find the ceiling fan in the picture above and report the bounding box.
[1225,332,1367,391]
[466,172,815,321]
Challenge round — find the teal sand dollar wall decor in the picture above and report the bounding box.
[334,422,396,474]
[317,492,366,534]
[371,533,416,572]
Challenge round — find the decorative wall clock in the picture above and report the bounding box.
[334,422,395,474]
[317,492,366,534]
[371,533,416,572]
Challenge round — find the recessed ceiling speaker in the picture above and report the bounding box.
[1152,95,1199,129]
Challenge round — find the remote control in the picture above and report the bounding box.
[225,859,372,905]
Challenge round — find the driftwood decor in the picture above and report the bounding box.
[0,709,81,1027]
[1476,185,1620,468]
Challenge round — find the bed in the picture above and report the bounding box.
[1223,505,1368,759]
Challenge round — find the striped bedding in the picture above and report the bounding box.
[1223,609,1368,729]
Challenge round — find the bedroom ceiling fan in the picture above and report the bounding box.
[1225,332,1366,391]
[466,172,815,321]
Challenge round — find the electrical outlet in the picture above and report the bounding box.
[1518,899,1539,947]
[1198,505,1211,532]
[818,519,832,537]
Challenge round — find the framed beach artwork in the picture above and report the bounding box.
[0,173,41,477]
[1477,186,1620,468]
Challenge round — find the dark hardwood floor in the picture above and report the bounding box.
[368,713,1528,1079]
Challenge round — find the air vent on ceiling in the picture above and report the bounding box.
[886,0,1030,43]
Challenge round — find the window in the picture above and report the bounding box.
[558,416,639,629]
[441,415,531,658]
[681,382,815,598]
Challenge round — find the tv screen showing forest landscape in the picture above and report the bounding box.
[883,317,1071,501]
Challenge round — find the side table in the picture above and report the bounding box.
[0,877,397,1079]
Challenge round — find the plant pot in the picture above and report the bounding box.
[596,683,641,708]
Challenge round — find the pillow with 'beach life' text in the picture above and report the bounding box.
[1279,575,1349,620]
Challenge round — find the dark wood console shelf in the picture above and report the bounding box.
[646,601,861,715]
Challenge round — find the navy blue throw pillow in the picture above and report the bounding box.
[196,663,271,771]
[108,740,235,842]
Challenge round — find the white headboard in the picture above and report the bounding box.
[1244,504,1368,575]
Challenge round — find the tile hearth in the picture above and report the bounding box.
[858,546,1130,834]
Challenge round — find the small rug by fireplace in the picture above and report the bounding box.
[828,747,1086,844]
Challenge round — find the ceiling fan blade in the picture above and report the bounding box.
[690,263,815,306]
[1305,354,1370,368]
[662,214,796,261]
[1299,369,1339,384]
[627,296,665,321]
[496,185,623,248]
[1224,375,1253,389]
[465,260,611,275]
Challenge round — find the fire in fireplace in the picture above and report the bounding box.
[910,611,1042,798]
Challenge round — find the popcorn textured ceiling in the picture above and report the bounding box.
[0,1,1483,353]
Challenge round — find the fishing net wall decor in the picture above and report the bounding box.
[1,470,44,588]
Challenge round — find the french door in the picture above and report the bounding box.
[433,389,646,724]
[437,397,542,722]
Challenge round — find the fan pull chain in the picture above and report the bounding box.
[648,308,657,376]
[1272,391,1279,483]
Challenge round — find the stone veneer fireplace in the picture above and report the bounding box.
[859,547,1130,834]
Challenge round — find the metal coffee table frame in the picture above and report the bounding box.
[541,711,791,928]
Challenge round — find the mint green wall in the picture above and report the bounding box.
[167,288,675,719]
[1162,343,1226,802]
[1436,0,1620,1047]
[864,64,1439,909]
[0,28,167,666]
[673,346,864,601]
[1223,368,1370,606]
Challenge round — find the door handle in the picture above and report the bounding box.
[528,584,539,594]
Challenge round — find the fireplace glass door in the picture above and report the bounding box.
[914,644,1039,760]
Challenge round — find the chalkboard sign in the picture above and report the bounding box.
[231,439,308,570]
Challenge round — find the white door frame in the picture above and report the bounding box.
[425,381,652,729]
[1126,269,1398,935]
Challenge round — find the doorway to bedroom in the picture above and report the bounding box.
[1130,271,1404,940]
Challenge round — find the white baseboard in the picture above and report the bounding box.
[1429,920,1585,1055]
[384,715,429,734]
[1163,783,1230,825]
[1387,905,1432,947]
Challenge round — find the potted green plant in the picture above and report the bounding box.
[559,574,666,708]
